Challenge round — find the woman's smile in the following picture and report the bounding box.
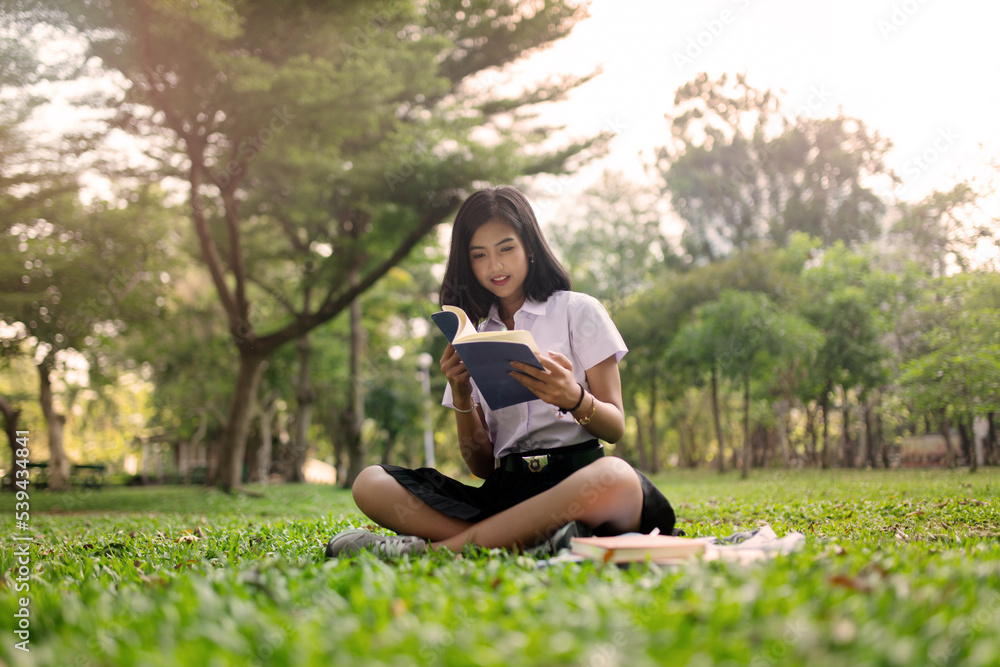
[469,219,529,313]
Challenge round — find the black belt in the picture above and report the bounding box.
[499,441,604,474]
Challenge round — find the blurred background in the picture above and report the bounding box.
[2,0,997,492]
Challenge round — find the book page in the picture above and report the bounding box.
[433,306,478,342]
[460,329,540,354]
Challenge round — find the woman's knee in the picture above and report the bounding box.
[583,456,641,494]
[577,457,643,531]
[351,465,390,506]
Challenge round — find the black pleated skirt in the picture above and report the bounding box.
[380,448,675,536]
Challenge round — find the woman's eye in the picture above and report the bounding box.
[500,246,514,252]
[471,253,485,260]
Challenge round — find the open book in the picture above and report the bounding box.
[431,305,544,410]
[570,534,706,564]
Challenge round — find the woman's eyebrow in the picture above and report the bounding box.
[469,237,516,251]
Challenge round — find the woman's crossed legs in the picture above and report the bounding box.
[350,456,643,552]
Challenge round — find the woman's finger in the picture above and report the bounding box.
[545,349,574,371]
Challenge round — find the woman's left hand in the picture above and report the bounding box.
[509,350,581,411]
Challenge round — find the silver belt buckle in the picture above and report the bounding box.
[524,454,548,473]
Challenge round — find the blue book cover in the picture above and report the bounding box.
[431,306,544,410]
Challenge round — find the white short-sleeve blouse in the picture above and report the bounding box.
[442,290,628,459]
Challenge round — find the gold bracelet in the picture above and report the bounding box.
[575,393,597,426]
[453,402,478,414]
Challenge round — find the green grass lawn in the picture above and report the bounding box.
[2,469,999,666]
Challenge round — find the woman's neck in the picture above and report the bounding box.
[497,296,525,329]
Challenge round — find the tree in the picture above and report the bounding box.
[796,244,893,468]
[52,0,605,490]
[0,188,175,488]
[889,183,984,277]
[549,170,677,470]
[669,290,820,477]
[619,236,815,470]
[657,72,891,261]
[549,170,676,309]
[0,344,33,473]
[899,272,1000,470]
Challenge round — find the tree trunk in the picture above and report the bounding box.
[820,392,830,470]
[776,398,790,468]
[288,333,315,483]
[940,411,955,470]
[804,404,817,466]
[969,416,981,473]
[988,412,998,465]
[711,365,726,473]
[38,354,71,491]
[740,378,751,479]
[842,388,854,468]
[215,351,267,492]
[676,420,687,470]
[185,409,209,484]
[0,394,22,482]
[761,425,774,467]
[381,432,396,466]
[341,284,367,489]
[957,417,973,469]
[254,393,277,484]
[634,413,648,471]
[863,396,876,469]
[877,390,890,469]
[648,373,659,473]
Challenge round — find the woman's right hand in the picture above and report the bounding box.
[440,344,474,402]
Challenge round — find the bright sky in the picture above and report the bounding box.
[518,0,1000,225]
[25,0,999,252]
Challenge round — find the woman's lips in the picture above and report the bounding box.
[491,275,510,286]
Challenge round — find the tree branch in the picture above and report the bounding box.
[219,187,249,322]
[0,393,20,426]
[247,274,298,318]
[189,154,239,323]
[276,214,308,253]
[254,195,461,353]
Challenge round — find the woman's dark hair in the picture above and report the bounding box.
[439,185,571,323]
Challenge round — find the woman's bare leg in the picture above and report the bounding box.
[435,456,643,551]
[351,465,473,541]
[352,457,644,551]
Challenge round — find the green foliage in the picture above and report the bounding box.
[1,186,178,355]
[549,170,676,309]
[890,184,985,277]
[899,272,1000,421]
[2,471,999,666]
[28,0,602,488]
[796,243,895,405]
[671,290,820,391]
[657,72,891,261]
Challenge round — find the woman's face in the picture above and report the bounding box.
[468,219,530,312]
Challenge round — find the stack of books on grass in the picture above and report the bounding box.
[569,533,706,564]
